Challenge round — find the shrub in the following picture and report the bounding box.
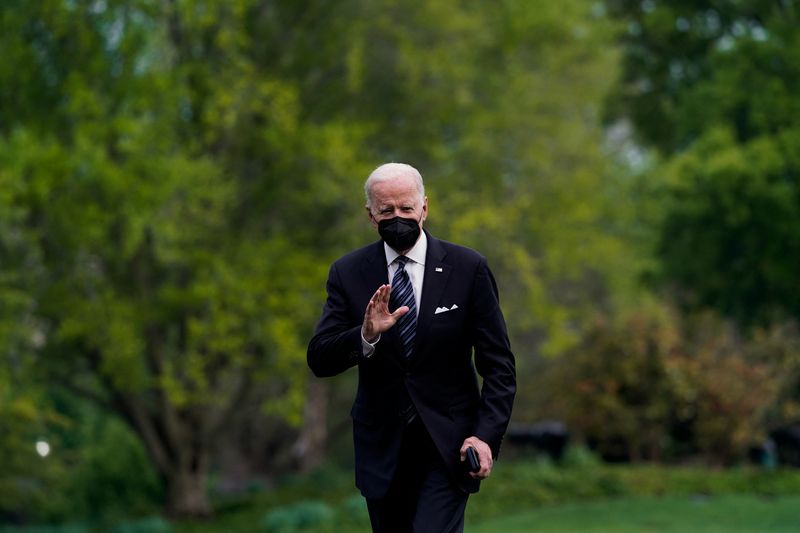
[261,501,334,532]
[0,526,88,533]
[547,304,797,464]
[548,305,683,462]
[110,516,172,533]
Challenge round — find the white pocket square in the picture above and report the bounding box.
[434,304,459,315]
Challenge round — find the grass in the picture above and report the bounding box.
[469,494,800,532]
[10,458,799,532]
[175,492,800,532]
[9,452,800,532]
[169,458,800,533]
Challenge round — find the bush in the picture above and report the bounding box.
[40,404,163,525]
[546,305,798,464]
[0,526,88,533]
[337,494,368,521]
[110,516,172,533]
[559,445,602,468]
[261,501,334,532]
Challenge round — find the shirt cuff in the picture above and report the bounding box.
[361,332,381,358]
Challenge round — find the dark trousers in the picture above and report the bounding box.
[366,417,469,533]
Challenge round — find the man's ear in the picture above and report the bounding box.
[366,207,378,228]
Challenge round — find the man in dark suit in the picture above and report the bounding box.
[308,163,516,532]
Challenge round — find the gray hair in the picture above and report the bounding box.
[364,163,425,210]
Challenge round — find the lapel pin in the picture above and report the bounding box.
[435,267,443,272]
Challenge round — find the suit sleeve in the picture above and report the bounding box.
[470,257,517,458]
[307,262,363,377]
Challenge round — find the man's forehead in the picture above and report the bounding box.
[373,183,419,199]
[375,195,420,207]
[373,176,415,192]
[376,195,417,203]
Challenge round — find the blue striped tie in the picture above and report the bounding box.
[390,256,417,358]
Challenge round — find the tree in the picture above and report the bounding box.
[1,0,635,516]
[655,128,800,326]
[263,0,637,417]
[0,0,342,516]
[605,0,800,326]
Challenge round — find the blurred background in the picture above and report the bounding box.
[3,0,800,531]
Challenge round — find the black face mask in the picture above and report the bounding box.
[378,216,421,252]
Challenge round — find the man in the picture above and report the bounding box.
[307,163,516,532]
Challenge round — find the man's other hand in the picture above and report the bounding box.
[460,436,493,479]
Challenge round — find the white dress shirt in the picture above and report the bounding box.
[384,231,426,313]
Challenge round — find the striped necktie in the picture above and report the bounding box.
[390,256,417,358]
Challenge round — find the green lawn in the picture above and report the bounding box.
[470,494,800,533]
[170,462,800,533]
[175,493,800,533]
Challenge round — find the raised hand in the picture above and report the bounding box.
[362,284,409,342]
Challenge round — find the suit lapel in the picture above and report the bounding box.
[410,233,450,364]
[359,240,389,293]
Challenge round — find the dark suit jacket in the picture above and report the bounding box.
[307,231,516,499]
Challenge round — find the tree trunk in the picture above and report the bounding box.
[292,377,328,472]
[112,389,215,519]
[165,461,213,518]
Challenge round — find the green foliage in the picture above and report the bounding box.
[4,0,798,523]
[654,128,800,326]
[0,0,641,517]
[0,372,67,521]
[605,0,800,153]
[429,1,634,359]
[15,398,163,526]
[261,501,334,533]
[606,1,800,328]
[550,305,680,462]
[545,304,798,463]
[0,527,88,533]
[110,516,173,533]
[559,444,603,468]
[165,458,800,532]
[63,415,163,523]
[0,0,353,514]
